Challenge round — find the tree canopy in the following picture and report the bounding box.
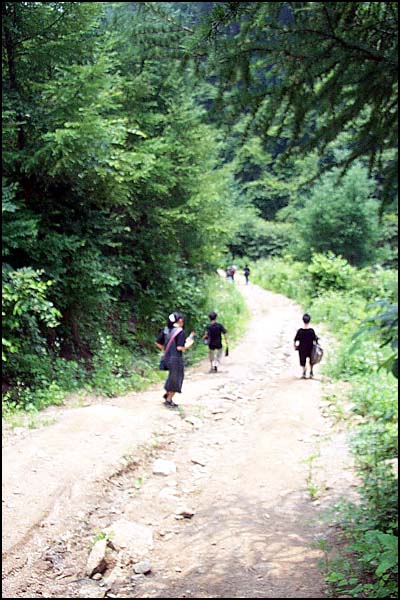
[190,2,398,206]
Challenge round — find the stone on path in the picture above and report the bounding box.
[78,582,106,598]
[152,459,177,476]
[86,538,108,578]
[133,560,152,574]
[104,519,153,556]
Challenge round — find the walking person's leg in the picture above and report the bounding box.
[164,360,184,408]
[214,347,223,371]
[309,356,314,378]
[299,351,307,378]
[209,349,215,372]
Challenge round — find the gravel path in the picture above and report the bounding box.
[2,278,356,598]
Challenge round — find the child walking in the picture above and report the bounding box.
[294,313,319,379]
[203,312,228,372]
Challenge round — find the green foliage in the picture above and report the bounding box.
[376,213,398,268]
[326,528,398,598]
[193,1,398,206]
[229,216,293,261]
[307,252,356,294]
[294,165,380,266]
[2,1,242,402]
[201,274,249,341]
[3,381,65,415]
[2,267,61,362]
[252,257,310,304]
[2,179,39,257]
[88,334,152,397]
[352,267,398,304]
[356,301,398,378]
[253,253,398,596]
[231,136,309,221]
[309,291,368,339]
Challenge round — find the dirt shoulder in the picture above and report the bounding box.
[2,279,356,598]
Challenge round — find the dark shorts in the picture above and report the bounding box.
[299,350,312,367]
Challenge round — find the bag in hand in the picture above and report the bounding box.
[310,342,323,365]
[225,347,229,357]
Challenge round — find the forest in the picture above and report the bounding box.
[2,2,398,597]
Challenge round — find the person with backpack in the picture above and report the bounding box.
[294,313,319,379]
[203,311,228,372]
[156,312,194,408]
[226,266,235,281]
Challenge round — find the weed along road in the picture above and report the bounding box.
[2,278,357,598]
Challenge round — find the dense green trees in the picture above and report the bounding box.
[193,2,398,207]
[2,2,238,398]
[293,163,380,266]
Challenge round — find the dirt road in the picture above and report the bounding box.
[2,279,356,598]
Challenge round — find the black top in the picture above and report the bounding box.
[206,322,227,350]
[294,328,318,352]
[156,327,186,353]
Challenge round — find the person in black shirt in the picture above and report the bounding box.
[294,313,319,379]
[244,265,250,285]
[203,311,228,372]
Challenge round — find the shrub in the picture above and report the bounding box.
[229,219,294,260]
[309,290,368,337]
[295,164,380,266]
[307,252,356,294]
[252,257,310,304]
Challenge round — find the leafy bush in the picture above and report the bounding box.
[229,217,294,260]
[2,266,61,362]
[307,252,356,294]
[52,358,87,393]
[295,164,380,266]
[3,381,65,414]
[252,257,309,304]
[326,527,398,598]
[309,290,367,337]
[89,334,145,397]
[326,337,385,380]
[357,300,398,379]
[349,266,398,304]
[350,372,398,422]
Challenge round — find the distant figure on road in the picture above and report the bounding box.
[226,266,236,282]
[294,313,319,379]
[244,265,250,285]
[203,311,228,373]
